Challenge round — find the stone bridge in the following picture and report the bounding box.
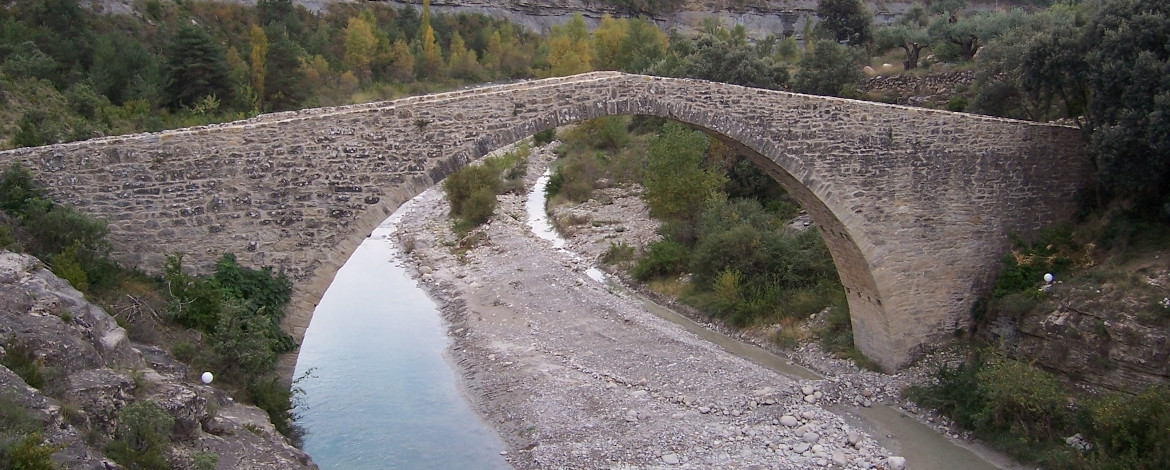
[0,72,1091,371]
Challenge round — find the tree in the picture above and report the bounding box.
[642,122,727,221]
[385,38,415,83]
[652,22,788,89]
[969,6,1087,120]
[344,14,378,80]
[104,401,173,470]
[793,40,861,97]
[413,0,444,79]
[164,25,234,110]
[91,32,153,105]
[447,32,483,80]
[618,17,668,73]
[546,13,593,76]
[249,24,268,110]
[481,28,503,75]
[1081,0,1170,213]
[874,24,930,70]
[927,9,1026,62]
[815,0,873,47]
[263,27,306,111]
[592,14,628,71]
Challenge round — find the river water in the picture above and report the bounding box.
[292,209,510,470]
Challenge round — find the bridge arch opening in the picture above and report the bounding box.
[313,104,894,370]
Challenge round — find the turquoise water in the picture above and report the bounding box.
[293,223,511,470]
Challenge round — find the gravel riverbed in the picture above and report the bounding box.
[390,142,1014,470]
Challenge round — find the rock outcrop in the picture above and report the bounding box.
[0,251,316,470]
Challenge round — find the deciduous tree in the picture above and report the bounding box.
[815,0,873,47]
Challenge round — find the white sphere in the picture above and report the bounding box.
[201,372,214,384]
[1043,273,1054,283]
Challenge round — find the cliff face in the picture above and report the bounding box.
[0,251,316,470]
[309,0,918,40]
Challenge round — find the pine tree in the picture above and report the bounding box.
[165,25,234,109]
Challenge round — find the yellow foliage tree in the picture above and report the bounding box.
[413,0,444,79]
[481,29,502,75]
[300,54,331,90]
[248,24,268,111]
[344,15,379,81]
[591,14,627,71]
[547,13,593,77]
[447,32,482,80]
[386,39,415,83]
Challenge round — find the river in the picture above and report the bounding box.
[292,208,511,470]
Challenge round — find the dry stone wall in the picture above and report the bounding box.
[0,71,1090,371]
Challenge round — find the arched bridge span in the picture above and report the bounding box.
[0,72,1091,370]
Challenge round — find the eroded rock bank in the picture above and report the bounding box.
[392,143,932,469]
[0,251,316,470]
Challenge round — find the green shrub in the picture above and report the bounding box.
[1082,386,1170,469]
[0,341,45,389]
[632,239,689,280]
[192,451,219,470]
[600,241,636,265]
[443,164,501,225]
[163,253,223,333]
[50,242,89,292]
[0,394,39,435]
[0,433,61,470]
[461,187,498,227]
[104,400,173,470]
[0,163,40,215]
[212,253,295,354]
[208,302,278,384]
[247,378,305,448]
[545,168,565,199]
[170,341,197,363]
[946,95,969,112]
[533,128,557,145]
[576,116,629,150]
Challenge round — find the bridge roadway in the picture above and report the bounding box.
[0,72,1091,370]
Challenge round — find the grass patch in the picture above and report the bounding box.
[600,241,636,265]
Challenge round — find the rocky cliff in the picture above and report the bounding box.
[0,251,316,469]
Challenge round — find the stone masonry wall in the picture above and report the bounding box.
[0,72,1090,371]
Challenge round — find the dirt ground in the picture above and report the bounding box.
[391,141,1009,469]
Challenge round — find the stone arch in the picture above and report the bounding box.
[0,72,1090,372]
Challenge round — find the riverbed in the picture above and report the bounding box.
[297,138,1022,469]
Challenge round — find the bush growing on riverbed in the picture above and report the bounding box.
[443,145,530,233]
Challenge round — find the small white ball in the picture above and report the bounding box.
[1043,273,1054,284]
[201,372,214,384]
